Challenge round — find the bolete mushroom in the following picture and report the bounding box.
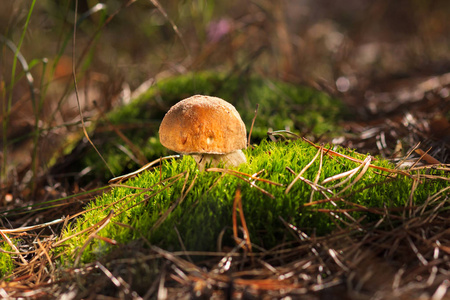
[159,95,247,170]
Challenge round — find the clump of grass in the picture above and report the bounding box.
[53,138,448,265]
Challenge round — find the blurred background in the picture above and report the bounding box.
[1,0,449,203]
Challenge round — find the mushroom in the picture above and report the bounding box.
[159,95,247,171]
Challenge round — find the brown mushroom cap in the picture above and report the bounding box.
[159,95,247,154]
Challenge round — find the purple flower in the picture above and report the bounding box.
[207,19,231,43]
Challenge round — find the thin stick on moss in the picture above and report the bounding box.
[37,239,54,272]
[285,166,333,196]
[233,189,252,253]
[322,202,406,219]
[74,209,114,266]
[151,172,197,231]
[0,231,28,265]
[206,168,277,199]
[332,156,372,197]
[114,172,186,217]
[303,137,412,177]
[410,147,432,169]
[396,142,421,169]
[285,147,321,194]
[323,166,363,185]
[203,173,227,197]
[268,130,301,139]
[426,186,450,205]
[91,235,117,246]
[109,155,181,183]
[416,174,450,181]
[327,197,361,227]
[206,168,283,186]
[407,175,420,218]
[53,209,113,248]
[310,147,324,202]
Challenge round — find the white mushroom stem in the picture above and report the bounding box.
[191,150,247,171]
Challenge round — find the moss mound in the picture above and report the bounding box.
[58,139,448,264]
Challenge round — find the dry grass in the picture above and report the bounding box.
[2,201,448,299]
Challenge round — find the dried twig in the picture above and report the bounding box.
[303,137,411,177]
[108,155,181,183]
[206,168,281,199]
[74,209,114,266]
[285,147,321,194]
[232,189,252,253]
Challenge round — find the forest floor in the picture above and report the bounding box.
[1,1,449,299]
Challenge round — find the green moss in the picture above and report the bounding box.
[56,139,449,264]
[0,244,15,278]
[78,72,347,180]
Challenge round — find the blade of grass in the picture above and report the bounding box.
[30,58,48,195]
[1,10,37,181]
[148,0,190,58]
[247,104,259,148]
[0,218,66,234]
[72,0,114,177]
[0,186,109,217]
